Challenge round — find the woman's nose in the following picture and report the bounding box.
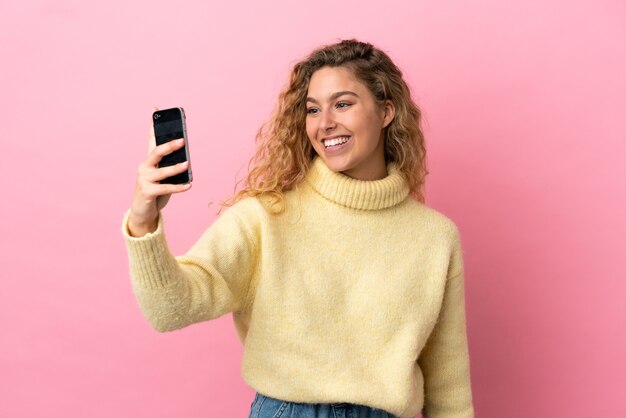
[319,109,337,131]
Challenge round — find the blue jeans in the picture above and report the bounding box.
[248,392,400,418]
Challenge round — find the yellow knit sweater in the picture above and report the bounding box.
[122,156,474,418]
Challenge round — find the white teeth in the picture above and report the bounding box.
[323,136,350,148]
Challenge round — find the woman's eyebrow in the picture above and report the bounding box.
[306,91,359,104]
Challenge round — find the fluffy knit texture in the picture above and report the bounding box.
[122,156,474,418]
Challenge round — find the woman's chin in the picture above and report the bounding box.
[318,155,353,173]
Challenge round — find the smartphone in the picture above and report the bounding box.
[152,107,193,184]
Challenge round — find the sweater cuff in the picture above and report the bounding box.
[121,209,180,289]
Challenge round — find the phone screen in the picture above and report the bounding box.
[153,107,192,184]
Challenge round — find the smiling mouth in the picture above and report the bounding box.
[323,136,352,148]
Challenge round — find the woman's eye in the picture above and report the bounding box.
[336,102,351,109]
[306,108,318,114]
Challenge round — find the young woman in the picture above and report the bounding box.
[122,39,474,418]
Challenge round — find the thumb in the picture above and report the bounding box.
[157,194,171,211]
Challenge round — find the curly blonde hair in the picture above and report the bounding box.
[219,39,428,214]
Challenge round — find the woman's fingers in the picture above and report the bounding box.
[136,177,191,199]
[145,160,190,183]
[145,138,186,167]
[154,183,191,196]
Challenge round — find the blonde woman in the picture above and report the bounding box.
[122,39,474,418]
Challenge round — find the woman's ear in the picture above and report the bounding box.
[382,100,395,128]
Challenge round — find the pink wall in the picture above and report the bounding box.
[2,1,624,417]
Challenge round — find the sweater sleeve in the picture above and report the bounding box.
[121,206,258,332]
[417,229,474,418]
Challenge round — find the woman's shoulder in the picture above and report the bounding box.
[218,195,267,222]
[402,198,461,240]
[217,193,292,229]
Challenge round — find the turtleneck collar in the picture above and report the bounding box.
[304,156,410,210]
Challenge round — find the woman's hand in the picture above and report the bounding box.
[127,107,192,237]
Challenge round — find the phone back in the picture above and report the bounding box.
[153,107,192,184]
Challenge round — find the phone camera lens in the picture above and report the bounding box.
[154,114,160,120]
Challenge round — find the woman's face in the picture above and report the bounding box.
[305,66,395,181]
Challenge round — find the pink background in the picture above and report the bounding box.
[1,0,625,417]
